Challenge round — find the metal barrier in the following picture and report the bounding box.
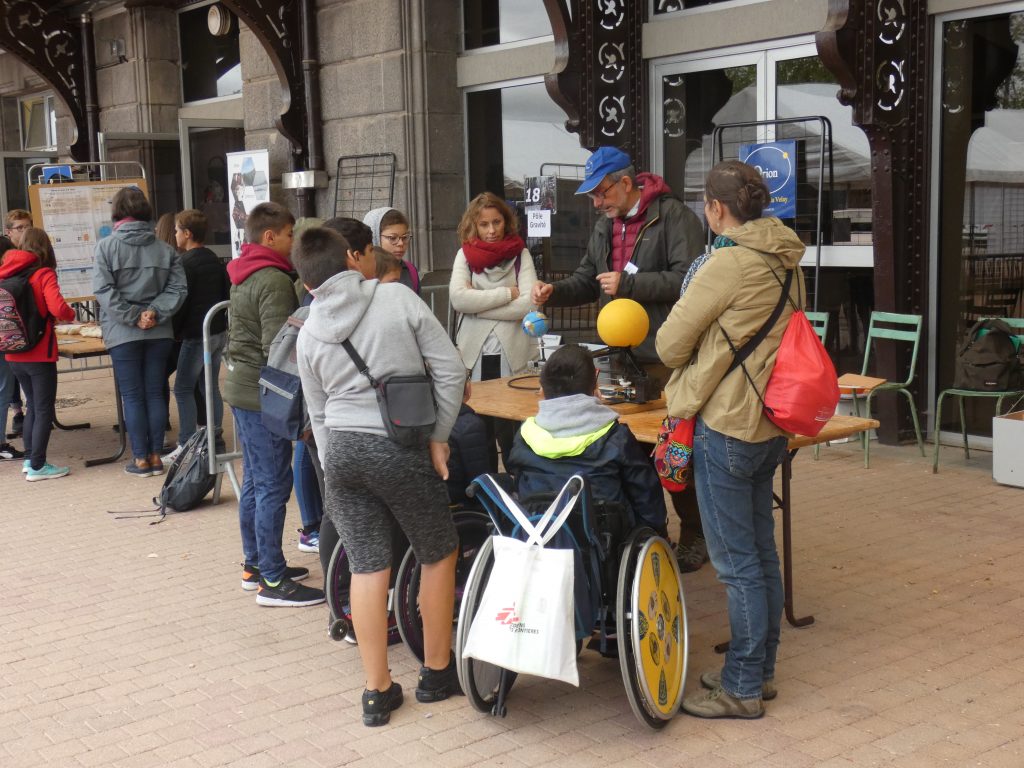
[421,284,456,341]
[203,301,241,503]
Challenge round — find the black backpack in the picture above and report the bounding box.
[0,267,46,353]
[156,428,217,515]
[954,318,1024,391]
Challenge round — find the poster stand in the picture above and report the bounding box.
[26,161,148,302]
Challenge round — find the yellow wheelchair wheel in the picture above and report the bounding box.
[616,530,688,728]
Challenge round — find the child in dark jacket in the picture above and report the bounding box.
[446,381,491,506]
[506,343,667,536]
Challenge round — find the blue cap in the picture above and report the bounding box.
[576,146,633,195]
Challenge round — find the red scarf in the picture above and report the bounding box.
[462,234,526,274]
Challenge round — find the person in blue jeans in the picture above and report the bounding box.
[223,202,324,608]
[93,188,187,477]
[656,160,805,718]
[164,209,231,462]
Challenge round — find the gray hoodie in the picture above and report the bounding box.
[296,270,465,450]
[92,220,187,350]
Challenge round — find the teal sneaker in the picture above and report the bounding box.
[26,463,70,482]
[22,460,30,473]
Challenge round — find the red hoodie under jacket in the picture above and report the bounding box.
[0,250,76,363]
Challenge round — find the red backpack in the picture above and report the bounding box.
[0,267,46,353]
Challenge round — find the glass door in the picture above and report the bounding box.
[651,42,874,371]
[651,51,763,219]
[179,118,245,259]
[1,151,57,214]
[932,6,1024,442]
[98,132,183,220]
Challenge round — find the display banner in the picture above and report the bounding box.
[226,149,270,258]
[29,178,150,301]
[739,140,797,219]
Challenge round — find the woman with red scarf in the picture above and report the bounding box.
[449,192,538,380]
[449,193,538,466]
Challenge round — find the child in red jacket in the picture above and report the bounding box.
[0,228,76,480]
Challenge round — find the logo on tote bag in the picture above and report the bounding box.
[495,603,539,634]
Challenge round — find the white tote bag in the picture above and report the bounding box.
[461,477,582,686]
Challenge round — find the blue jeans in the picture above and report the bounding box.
[233,406,293,583]
[693,416,788,700]
[107,338,174,459]
[293,439,323,531]
[173,332,225,445]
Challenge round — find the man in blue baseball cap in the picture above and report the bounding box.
[531,145,708,573]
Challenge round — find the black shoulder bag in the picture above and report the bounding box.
[341,340,437,448]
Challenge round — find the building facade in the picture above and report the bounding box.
[1,0,1021,444]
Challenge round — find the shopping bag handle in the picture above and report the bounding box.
[483,474,584,547]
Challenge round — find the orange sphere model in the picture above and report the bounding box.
[597,298,649,348]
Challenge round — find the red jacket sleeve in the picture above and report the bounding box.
[34,268,76,322]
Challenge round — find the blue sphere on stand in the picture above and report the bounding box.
[522,310,549,337]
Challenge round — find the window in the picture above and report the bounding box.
[466,80,593,281]
[463,0,552,50]
[19,93,57,151]
[179,5,242,103]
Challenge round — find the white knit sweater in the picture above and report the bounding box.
[449,247,539,375]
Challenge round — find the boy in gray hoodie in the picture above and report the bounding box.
[293,227,466,727]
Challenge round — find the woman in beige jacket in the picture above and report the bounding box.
[656,160,806,721]
[449,192,538,379]
[449,192,538,465]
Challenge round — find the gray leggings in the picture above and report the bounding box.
[323,430,458,573]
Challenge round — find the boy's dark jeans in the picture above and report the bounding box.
[233,406,293,584]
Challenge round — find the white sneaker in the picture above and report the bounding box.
[162,444,185,463]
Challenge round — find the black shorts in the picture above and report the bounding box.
[323,431,458,573]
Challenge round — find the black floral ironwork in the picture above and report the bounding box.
[0,1,91,160]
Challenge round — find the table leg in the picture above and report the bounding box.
[85,377,127,467]
[781,449,814,628]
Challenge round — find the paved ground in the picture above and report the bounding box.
[4,365,1024,767]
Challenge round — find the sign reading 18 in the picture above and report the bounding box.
[525,187,543,203]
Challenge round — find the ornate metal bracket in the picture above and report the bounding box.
[0,2,93,161]
[220,0,306,162]
[544,0,646,164]
[818,0,929,441]
[817,0,929,316]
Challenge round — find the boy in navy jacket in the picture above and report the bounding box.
[506,344,667,536]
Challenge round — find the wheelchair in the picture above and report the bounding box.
[455,474,688,730]
[325,506,493,659]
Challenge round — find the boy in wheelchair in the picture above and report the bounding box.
[506,343,668,539]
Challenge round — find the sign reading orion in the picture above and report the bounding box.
[739,140,797,219]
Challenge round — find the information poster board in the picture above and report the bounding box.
[226,149,270,258]
[29,178,150,302]
[739,140,797,219]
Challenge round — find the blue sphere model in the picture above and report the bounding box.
[522,310,549,337]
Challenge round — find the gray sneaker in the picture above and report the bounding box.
[700,669,776,701]
[682,686,764,719]
[675,536,709,573]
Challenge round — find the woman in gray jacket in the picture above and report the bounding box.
[92,187,186,477]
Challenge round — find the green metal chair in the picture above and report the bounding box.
[804,311,829,344]
[805,311,830,460]
[846,312,925,468]
[932,317,1024,473]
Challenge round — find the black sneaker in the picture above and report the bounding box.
[0,442,26,460]
[255,577,325,607]
[241,563,309,591]
[11,412,23,437]
[416,653,463,702]
[362,681,403,727]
